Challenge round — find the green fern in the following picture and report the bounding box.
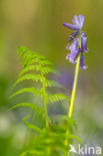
[9,103,43,114]
[48,94,69,104]
[9,87,41,99]
[20,117,81,156]
[9,46,81,156]
[22,115,42,133]
[10,46,69,127]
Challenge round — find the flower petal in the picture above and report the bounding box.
[69,39,78,51]
[66,53,77,64]
[72,19,75,24]
[81,32,88,52]
[63,23,79,30]
[82,32,86,37]
[69,31,79,42]
[73,15,85,29]
[80,54,87,69]
[73,15,80,26]
[66,40,79,64]
[79,15,85,29]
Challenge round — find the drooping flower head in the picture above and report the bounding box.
[63,15,88,69]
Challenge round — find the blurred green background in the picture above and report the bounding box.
[0,0,103,155]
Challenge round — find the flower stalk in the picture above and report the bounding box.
[63,53,81,156]
[62,14,89,155]
[68,53,81,118]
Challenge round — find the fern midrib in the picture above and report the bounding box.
[41,68,49,128]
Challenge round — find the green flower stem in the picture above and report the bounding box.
[68,53,81,118]
[63,53,81,156]
[68,35,81,118]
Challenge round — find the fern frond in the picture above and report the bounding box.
[8,103,43,114]
[50,115,76,123]
[9,87,41,99]
[18,65,58,78]
[20,150,45,156]
[13,74,63,89]
[18,65,41,77]
[41,66,58,74]
[13,74,42,88]
[27,56,53,66]
[17,46,29,57]
[9,103,34,110]
[17,47,40,68]
[48,94,69,104]
[45,80,64,88]
[69,134,82,142]
[38,59,53,66]
[17,46,56,69]
[9,46,73,156]
[17,46,38,59]
[50,115,77,132]
[22,115,42,133]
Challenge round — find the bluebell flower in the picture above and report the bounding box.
[80,54,87,69]
[63,15,85,30]
[69,31,79,42]
[66,39,79,64]
[63,15,88,69]
[81,32,88,53]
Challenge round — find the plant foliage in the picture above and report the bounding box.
[10,47,80,156]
